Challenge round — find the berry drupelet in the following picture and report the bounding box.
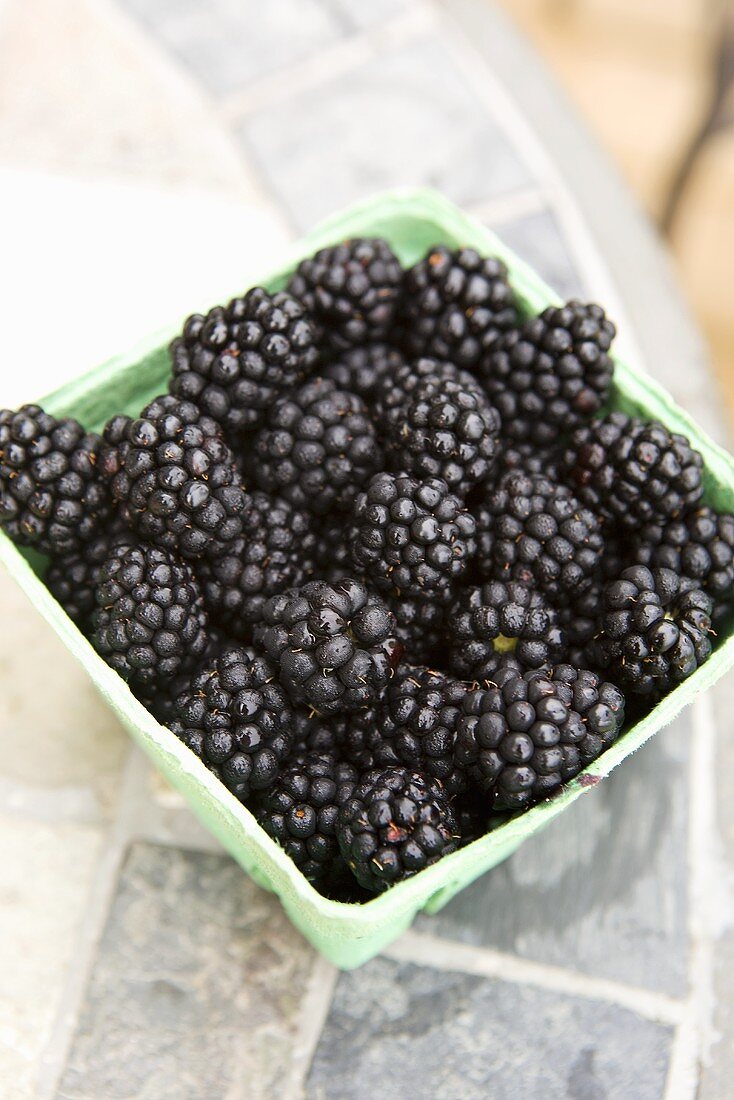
[349,472,476,600]
[337,766,458,892]
[101,396,246,561]
[168,644,293,801]
[254,751,358,885]
[386,376,501,497]
[91,543,209,692]
[456,663,625,810]
[45,520,136,630]
[0,405,110,556]
[591,565,713,698]
[372,356,465,436]
[255,578,399,714]
[387,594,446,666]
[563,411,704,529]
[252,377,382,515]
[287,237,403,352]
[197,492,314,640]
[476,470,604,601]
[169,287,319,435]
[448,580,564,681]
[400,246,517,369]
[481,301,615,448]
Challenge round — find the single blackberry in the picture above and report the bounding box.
[557,533,629,655]
[481,301,615,447]
[456,663,625,810]
[254,578,400,714]
[448,581,564,681]
[387,376,501,497]
[0,405,110,556]
[169,287,319,434]
[492,442,563,482]
[91,543,209,692]
[400,246,517,369]
[337,767,458,892]
[388,594,446,666]
[303,516,353,584]
[197,492,314,640]
[168,644,293,800]
[375,665,470,795]
[592,565,714,698]
[373,356,465,433]
[349,472,476,599]
[476,470,604,600]
[287,238,403,351]
[101,396,246,560]
[254,751,358,885]
[635,506,734,623]
[291,709,345,756]
[323,342,405,405]
[252,378,382,515]
[45,520,136,630]
[562,412,704,529]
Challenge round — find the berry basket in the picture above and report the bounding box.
[3,189,734,968]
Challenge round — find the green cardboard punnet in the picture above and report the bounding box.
[3,189,733,968]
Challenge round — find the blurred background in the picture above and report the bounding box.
[497,0,734,421]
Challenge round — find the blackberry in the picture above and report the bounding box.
[374,665,469,795]
[493,442,563,482]
[91,543,209,692]
[291,709,345,756]
[254,578,399,714]
[636,506,734,623]
[592,565,714,698]
[198,492,314,640]
[45,520,135,630]
[168,644,292,800]
[169,287,319,434]
[400,246,517,369]
[388,594,446,666]
[563,412,704,528]
[373,356,464,433]
[254,751,357,885]
[557,533,629,655]
[456,663,625,810]
[303,516,353,584]
[0,405,109,556]
[252,378,382,515]
[349,472,476,599]
[323,342,405,405]
[101,396,246,560]
[337,767,458,892]
[481,301,615,447]
[476,470,604,600]
[448,581,564,681]
[387,376,500,497]
[287,238,403,351]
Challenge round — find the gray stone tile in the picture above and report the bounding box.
[418,716,691,996]
[242,37,533,232]
[118,0,343,96]
[306,957,672,1099]
[493,207,586,300]
[57,842,314,1100]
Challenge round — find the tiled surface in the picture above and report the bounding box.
[0,0,731,1097]
[420,717,690,996]
[57,843,315,1100]
[306,958,673,1100]
[242,37,533,231]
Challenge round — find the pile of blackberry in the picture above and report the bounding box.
[2,238,730,899]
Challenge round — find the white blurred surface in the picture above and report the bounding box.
[0,169,286,406]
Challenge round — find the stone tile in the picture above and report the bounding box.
[492,207,586,299]
[242,37,533,232]
[118,0,343,96]
[57,842,315,1100]
[306,957,672,1099]
[418,716,691,996]
[0,573,126,824]
[0,0,256,197]
[0,812,103,1100]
